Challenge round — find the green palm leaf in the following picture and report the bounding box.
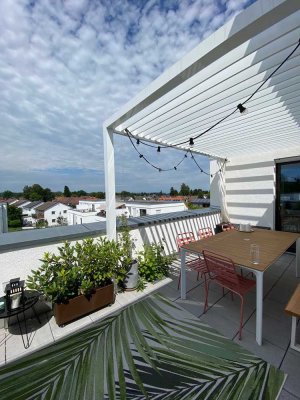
[0,293,285,399]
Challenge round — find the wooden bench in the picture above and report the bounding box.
[285,283,300,352]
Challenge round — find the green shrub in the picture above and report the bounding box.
[8,219,22,228]
[138,243,176,283]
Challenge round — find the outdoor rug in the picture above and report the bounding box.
[0,293,285,399]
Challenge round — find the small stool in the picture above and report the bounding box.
[285,283,300,352]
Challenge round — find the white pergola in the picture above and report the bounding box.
[103,0,300,239]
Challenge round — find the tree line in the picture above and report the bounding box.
[1,182,209,202]
[1,185,105,202]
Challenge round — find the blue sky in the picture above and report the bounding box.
[0,0,255,193]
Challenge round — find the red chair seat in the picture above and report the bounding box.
[203,250,256,340]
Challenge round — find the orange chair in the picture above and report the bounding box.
[198,227,213,240]
[176,232,208,290]
[203,250,256,340]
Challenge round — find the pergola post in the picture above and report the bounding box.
[103,126,116,240]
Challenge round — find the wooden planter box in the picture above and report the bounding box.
[54,283,115,326]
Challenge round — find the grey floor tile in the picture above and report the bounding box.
[5,312,53,364]
[199,307,241,340]
[245,312,291,349]
[279,389,300,399]
[280,349,300,398]
[233,328,285,368]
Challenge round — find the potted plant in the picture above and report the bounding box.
[26,238,119,326]
[117,216,139,291]
[137,243,176,288]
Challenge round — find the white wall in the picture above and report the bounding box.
[44,203,71,226]
[77,200,105,212]
[0,210,221,296]
[210,149,300,228]
[126,202,187,217]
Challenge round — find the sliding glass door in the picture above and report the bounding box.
[276,160,300,236]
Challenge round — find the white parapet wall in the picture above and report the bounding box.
[0,209,221,296]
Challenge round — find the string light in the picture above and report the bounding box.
[123,39,300,176]
[125,129,225,177]
[237,103,247,113]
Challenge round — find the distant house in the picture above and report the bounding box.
[22,201,44,226]
[35,202,71,227]
[11,199,31,209]
[55,196,101,208]
[67,202,127,225]
[190,198,210,208]
[125,200,187,217]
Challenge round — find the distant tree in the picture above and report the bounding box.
[72,190,87,197]
[23,184,55,202]
[43,188,55,202]
[90,192,105,199]
[64,185,71,197]
[7,205,22,227]
[170,187,178,196]
[2,190,14,199]
[179,183,190,196]
[120,191,131,199]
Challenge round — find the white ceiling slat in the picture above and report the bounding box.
[139,68,300,141]
[106,0,300,161]
[115,11,300,132]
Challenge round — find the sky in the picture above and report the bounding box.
[0,0,255,194]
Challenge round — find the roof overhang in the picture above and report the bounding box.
[104,0,300,161]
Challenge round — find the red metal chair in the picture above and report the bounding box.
[221,223,236,232]
[198,227,213,240]
[176,232,208,290]
[203,250,256,340]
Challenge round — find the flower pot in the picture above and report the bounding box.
[124,260,139,291]
[54,282,115,326]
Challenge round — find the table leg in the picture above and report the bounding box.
[290,316,300,352]
[296,238,300,278]
[180,248,187,300]
[255,270,263,345]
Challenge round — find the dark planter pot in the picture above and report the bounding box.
[124,260,139,291]
[54,282,115,327]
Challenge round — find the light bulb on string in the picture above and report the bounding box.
[237,103,248,115]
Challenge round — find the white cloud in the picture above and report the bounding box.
[0,0,255,192]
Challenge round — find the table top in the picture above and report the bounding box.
[181,229,300,272]
[0,290,39,318]
[285,283,300,317]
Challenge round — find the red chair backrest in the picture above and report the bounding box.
[176,232,196,251]
[221,223,236,232]
[198,227,213,240]
[203,250,239,287]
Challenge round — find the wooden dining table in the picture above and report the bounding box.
[180,228,300,345]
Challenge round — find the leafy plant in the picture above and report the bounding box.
[116,216,136,284]
[138,243,176,283]
[0,294,285,399]
[27,238,120,303]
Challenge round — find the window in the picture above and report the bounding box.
[140,209,146,216]
[63,210,67,214]
[51,211,55,215]
[52,219,56,223]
